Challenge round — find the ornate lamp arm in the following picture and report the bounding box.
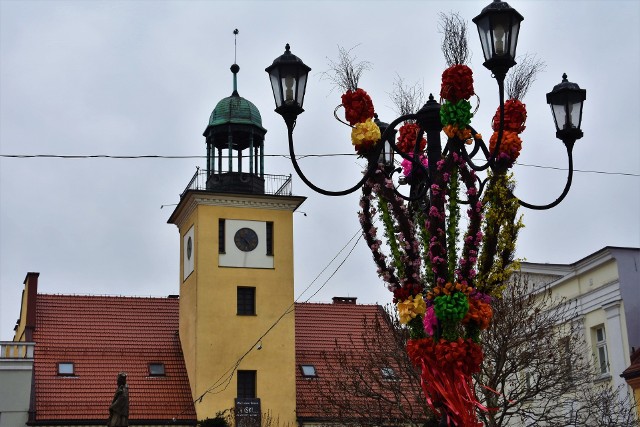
[285,120,380,196]
[516,141,575,210]
[459,77,507,172]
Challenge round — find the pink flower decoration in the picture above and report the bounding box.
[423,305,438,336]
[401,154,428,177]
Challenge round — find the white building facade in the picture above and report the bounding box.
[520,246,639,401]
[0,342,34,427]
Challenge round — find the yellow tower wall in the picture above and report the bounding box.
[170,192,304,426]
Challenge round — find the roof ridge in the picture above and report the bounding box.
[38,293,177,299]
[295,301,382,307]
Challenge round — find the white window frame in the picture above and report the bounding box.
[594,326,609,376]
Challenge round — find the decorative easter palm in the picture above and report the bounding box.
[267,2,586,425]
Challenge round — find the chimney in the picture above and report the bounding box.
[16,272,39,342]
[332,296,357,305]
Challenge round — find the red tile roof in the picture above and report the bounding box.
[295,302,427,422]
[32,294,196,424]
[622,347,640,384]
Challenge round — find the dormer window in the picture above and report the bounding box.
[300,364,317,378]
[57,362,75,376]
[149,363,166,376]
[381,367,398,381]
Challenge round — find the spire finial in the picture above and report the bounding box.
[233,29,239,64]
[231,29,240,96]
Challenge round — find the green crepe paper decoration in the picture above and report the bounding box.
[433,292,469,322]
[440,100,473,127]
[408,315,426,339]
[441,319,460,341]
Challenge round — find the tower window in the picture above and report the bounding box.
[57,362,75,376]
[237,370,256,398]
[149,363,165,376]
[219,219,226,254]
[237,287,256,315]
[266,222,274,256]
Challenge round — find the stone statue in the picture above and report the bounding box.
[107,372,129,427]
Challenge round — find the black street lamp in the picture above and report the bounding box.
[547,73,587,146]
[374,114,397,173]
[265,43,311,129]
[266,1,586,209]
[472,0,524,81]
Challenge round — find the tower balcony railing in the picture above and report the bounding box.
[181,168,294,198]
[0,341,35,359]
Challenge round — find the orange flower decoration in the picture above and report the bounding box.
[426,282,472,300]
[443,125,474,144]
[489,130,522,164]
[462,298,493,330]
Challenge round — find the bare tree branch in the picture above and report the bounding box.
[439,12,470,66]
[476,274,638,426]
[389,75,425,117]
[506,54,546,100]
[310,308,438,426]
[321,45,372,93]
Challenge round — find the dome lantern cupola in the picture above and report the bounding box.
[204,62,267,194]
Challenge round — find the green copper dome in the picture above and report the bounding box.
[208,94,265,131]
[203,64,267,152]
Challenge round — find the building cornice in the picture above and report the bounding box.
[167,190,306,229]
[520,248,617,291]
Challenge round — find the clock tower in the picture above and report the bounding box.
[168,62,305,424]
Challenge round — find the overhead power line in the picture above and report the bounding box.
[0,153,638,177]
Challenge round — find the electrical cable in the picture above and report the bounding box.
[0,153,637,176]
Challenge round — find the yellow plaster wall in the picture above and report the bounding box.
[550,259,618,301]
[177,200,297,424]
[179,206,199,399]
[13,289,28,342]
[13,273,37,342]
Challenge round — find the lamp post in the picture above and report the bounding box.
[266,5,585,210]
[267,1,586,424]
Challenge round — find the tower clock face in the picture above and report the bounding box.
[234,227,259,252]
[186,236,193,260]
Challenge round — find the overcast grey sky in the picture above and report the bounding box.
[1,0,639,340]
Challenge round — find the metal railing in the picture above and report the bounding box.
[180,168,294,198]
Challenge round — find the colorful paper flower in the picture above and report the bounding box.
[489,130,522,165]
[440,64,475,102]
[396,122,427,154]
[433,291,469,322]
[423,305,438,336]
[401,153,428,178]
[342,88,375,125]
[393,282,424,303]
[462,297,493,330]
[351,118,381,154]
[397,294,427,325]
[443,125,477,145]
[492,99,527,133]
[440,99,473,128]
